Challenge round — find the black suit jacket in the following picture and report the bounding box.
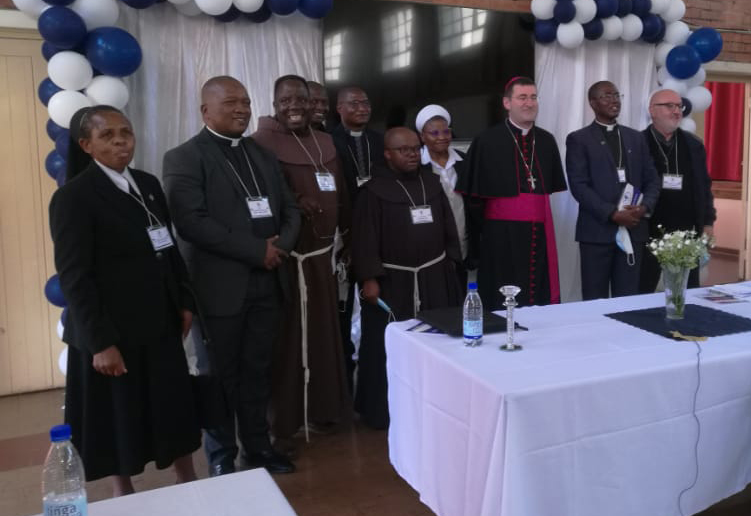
[330,124,385,201]
[565,122,660,243]
[49,163,192,355]
[163,129,301,317]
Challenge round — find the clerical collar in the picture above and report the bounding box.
[205,125,243,147]
[348,129,364,137]
[507,117,532,136]
[595,120,618,132]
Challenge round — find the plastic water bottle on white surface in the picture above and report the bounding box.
[463,282,483,346]
[42,424,87,516]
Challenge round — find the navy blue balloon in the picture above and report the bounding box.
[595,0,618,18]
[534,19,559,44]
[55,131,70,159]
[666,44,701,79]
[268,0,298,15]
[85,27,142,77]
[583,19,604,40]
[42,41,62,61]
[687,27,723,63]
[246,3,272,22]
[214,5,241,22]
[46,150,66,180]
[298,0,332,19]
[47,119,65,141]
[554,1,576,23]
[631,0,651,17]
[640,14,664,43]
[38,7,87,50]
[38,78,62,107]
[61,306,69,326]
[120,0,157,8]
[616,0,633,16]
[45,275,67,307]
[44,0,75,4]
[681,97,692,117]
[56,171,67,188]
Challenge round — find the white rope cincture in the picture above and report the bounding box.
[382,251,446,318]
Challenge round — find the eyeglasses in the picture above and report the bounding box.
[598,93,624,102]
[652,102,685,112]
[512,95,538,103]
[345,99,371,108]
[387,145,422,155]
[424,129,452,138]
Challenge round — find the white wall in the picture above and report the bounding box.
[0,9,36,29]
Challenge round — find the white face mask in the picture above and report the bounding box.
[616,226,636,267]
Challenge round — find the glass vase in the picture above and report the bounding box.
[662,265,691,320]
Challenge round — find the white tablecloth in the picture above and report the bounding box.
[386,285,751,516]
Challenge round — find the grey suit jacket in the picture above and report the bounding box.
[565,122,659,244]
[163,129,301,317]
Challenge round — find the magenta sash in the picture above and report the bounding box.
[484,194,561,304]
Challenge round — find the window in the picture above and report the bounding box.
[381,8,413,72]
[324,32,343,82]
[439,7,487,56]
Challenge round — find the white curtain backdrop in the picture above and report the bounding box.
[535,40,658,302]
[118,3,323,178]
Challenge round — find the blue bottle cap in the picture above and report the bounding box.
[50,424,71,442]
[468,282,478,290]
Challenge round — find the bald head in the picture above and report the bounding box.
[200,76,251,137]
[649,89,683,138]
[384,127,421,173]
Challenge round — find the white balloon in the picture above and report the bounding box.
[686,67,706,88]
[85,76,130,109]
[662,77,688,96]
[11,0,48,19]
[573,0,597,24]
[650,0,670,14]
[680,117,696,133]
[48,90,93,129]
[557,22,585,49]
[174,0,203,15]
[56,319,64,341]
[58,346,68,376]
[654,42,675,67]
[48,52,94,92]
[70,0,119,31]
[530,0,556,20]
[194,0,232,16]
[233,0,263,13]
[662,0,686,24]
[657,66,671,85]
[686,85,712,112]
[620,14,643,42]
[601,16,623,41]
[664,21,690,45]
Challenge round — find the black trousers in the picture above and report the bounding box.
[639,249,700,293]
[338,282,357,394]
[580,242,644,301]
[203,271,281,467]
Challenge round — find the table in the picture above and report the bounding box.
[35,469,297,516]
[386,286,751,516]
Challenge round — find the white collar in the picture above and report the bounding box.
[421,145,463,169]
[96,159,140,195]
[348,129,364,137]
[595,120,618,132]
[205,125,242,147]
[508,117,533,136]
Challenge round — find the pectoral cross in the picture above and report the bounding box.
[527,174,537,191]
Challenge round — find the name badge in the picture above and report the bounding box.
[356,176,371,188]
[410,205,434,224]
[147,225,174,251]
[617,168,626,183]
[246,196,273,218]
[315,172,337,192]
[662,174,683,190]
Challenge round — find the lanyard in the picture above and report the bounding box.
[126,186,162,227]
[292,127,332,174]
[650,128,681,176]
[395,174,427,208]
[225,145,264,198]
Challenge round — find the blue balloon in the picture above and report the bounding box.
[554,0,576,23]
[681,97,692,117]
[268,0,298,15]
[535,19,559,44]
[42,41,61,61]
[298,0,332,19]
[45,275,67,307]
[666,44,701,79]
[595,0,618,18]
[616,0,633,16]
[46,150,66,180]
[687,27,723,63]
[85,27,143,77]
[631,0,651,17]
[38,7,87,50]
[47,119,66,141]
[583,19,604,40]
[55,131,70,159]
[120,0,157,8]
[56,171,67,187]
[246,3,272,22]
[44,0,75,4]
[641,14,665,43]
[38,78,62,106]
[214,5,241,22]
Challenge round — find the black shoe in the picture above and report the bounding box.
[243,449,296,474]
[209,461,235,477]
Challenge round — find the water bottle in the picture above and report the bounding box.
[42,424,87,516]
[463,282,483,346]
